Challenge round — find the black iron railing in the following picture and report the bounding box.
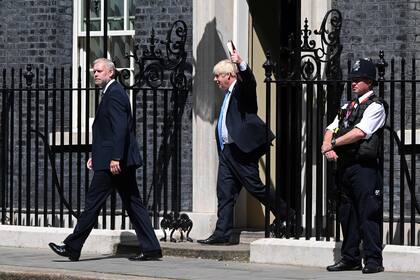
[263,8,420,246]
[0,21,192,239]
[264,52,420,246]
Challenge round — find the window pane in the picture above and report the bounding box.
[129,0,135,30]
[81,0,101,32]
[79,37,104,67]
[110,36,132,68]
[89,37,104,63]
[108,0,124,30]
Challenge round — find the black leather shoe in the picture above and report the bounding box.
[197,235,230,245]
[270,212,303,238]
[48,242,80,261]
[326,260,362,271]
[362,264,384,274]
[129,250,162,261]
[269,218,286,238]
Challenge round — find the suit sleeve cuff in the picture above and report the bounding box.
[238,61,247,71]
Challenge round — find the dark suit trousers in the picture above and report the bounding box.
[214,143,288,239]
[64,168,160,253]
[337,163,383,266]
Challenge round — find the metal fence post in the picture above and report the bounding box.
[263,51,274,238]
[1,69,8,224]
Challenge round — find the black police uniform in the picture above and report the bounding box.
[328,58,387,271]
[334,94,385,267]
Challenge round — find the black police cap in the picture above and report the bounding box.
[349,58,376,82]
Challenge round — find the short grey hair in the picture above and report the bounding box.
[213,59,238,77]
[93,58,116,77]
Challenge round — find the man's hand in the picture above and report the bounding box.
[230,50,243,65]
[324,150,339,162]
[321,141,333,154]
[86,158,93,170]
[321,130,334,154]
[110,160,121,175]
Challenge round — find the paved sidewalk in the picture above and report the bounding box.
[0,246,420,280]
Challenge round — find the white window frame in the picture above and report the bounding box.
[71,0,135,136]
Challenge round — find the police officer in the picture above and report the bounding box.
[321,58,387,274]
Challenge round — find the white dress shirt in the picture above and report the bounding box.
[219,61,248,145]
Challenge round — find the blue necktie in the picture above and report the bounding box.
[217,90,231,150]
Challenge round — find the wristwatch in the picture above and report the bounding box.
[331,138,336,148]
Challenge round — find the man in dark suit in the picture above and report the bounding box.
[197,50,294,245]
[49,58,162,261]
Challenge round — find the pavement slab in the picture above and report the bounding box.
[0,246,419,280]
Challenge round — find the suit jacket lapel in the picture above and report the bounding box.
[93,82,114,125]
[227,82,238,111]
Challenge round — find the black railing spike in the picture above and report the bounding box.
[263,51,274,82]
[23,64,34,88]
[301,18,311,49]
[376,50,388,81]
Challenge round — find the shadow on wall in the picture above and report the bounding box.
[193,18,229,124]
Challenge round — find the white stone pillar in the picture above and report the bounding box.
[189,0,235,239]
[302,0,330,223]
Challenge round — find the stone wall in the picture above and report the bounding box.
[0,0,73,71]
[332,1,409,64]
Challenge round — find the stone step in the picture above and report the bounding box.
[233,230,266,244]
[116,230,265,262]
[116,242,250,262]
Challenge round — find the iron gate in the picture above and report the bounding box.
[263,9,420,246]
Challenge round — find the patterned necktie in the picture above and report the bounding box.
[345,98,358,119]
[98,89,106,105]
[217,90,231,150]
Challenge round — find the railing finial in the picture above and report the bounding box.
[23,64,34,88]
[263,51,275,82]
[376,50,388,81]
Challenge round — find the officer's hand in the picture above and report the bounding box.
[321,142,333,154]
[110,160,121,175]
[324,150,338,162]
